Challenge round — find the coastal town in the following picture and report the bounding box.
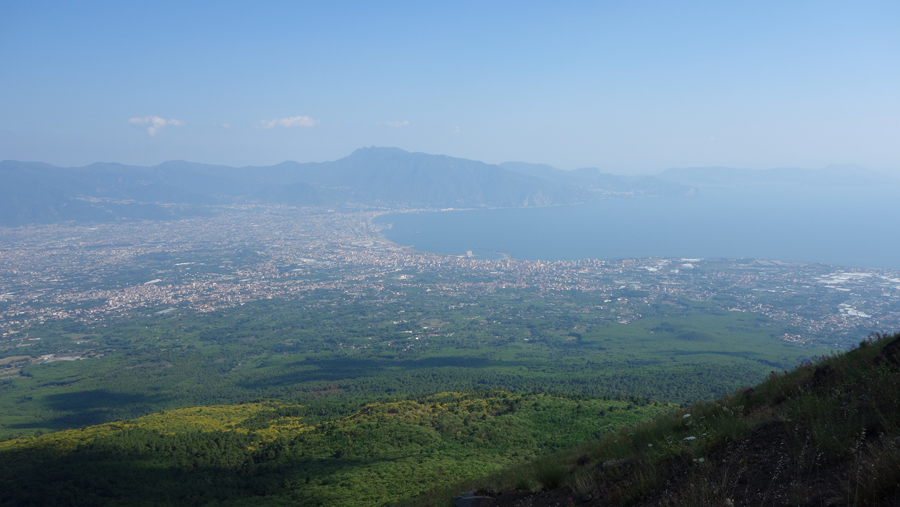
[1,205,898,352]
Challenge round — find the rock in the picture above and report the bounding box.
[454,492,495,507]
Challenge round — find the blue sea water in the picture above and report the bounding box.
[374,186,900,270]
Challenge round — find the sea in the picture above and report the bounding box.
[374,186,900,270]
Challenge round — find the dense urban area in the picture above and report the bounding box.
[2,204,897,358]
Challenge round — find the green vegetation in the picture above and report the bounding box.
[414,332,900,506]
[0,392,670,506]
[0,287,828,438]
[0,277,849,505]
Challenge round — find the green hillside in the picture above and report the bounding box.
[411,332,900,506]
[0,392,671,506]
[0,292,828,439]
[8,331,895,507]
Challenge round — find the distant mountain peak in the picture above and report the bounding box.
[347,146,411,158]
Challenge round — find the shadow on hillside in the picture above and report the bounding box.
[8,390,168,430]
[0,440,396,507]
[41,389,164,411]
[664,349,787,368]
[241,356,527,388]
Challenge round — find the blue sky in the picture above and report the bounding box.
[1,1,898,173]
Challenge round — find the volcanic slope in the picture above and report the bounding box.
[413,332,900,507]
[0,391,671,507]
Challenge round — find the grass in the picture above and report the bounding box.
[403,331,900,506]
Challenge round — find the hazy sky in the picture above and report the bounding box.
[2,1,898,174]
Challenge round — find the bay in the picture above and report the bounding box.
[374,186,900,269]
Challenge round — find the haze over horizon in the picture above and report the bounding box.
[0,146,887,179]
[2,1,899,175]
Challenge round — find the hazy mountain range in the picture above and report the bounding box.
[0,147,893,227]
[657,164,896,188]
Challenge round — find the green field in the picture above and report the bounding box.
[0,285,829,439]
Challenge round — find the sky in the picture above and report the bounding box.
[1,1,899,174]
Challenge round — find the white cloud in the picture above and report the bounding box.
[258,115,319,128]
[127,116,185,136]
[381,120,410,127]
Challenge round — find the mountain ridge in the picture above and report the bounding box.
[2,148,892,227]
[0,148,692,227]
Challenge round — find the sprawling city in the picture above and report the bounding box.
[2,205,896,357]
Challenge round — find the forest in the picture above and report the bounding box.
[0,279,841,505]
[0,285,827,439]
[0,391,671,506]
